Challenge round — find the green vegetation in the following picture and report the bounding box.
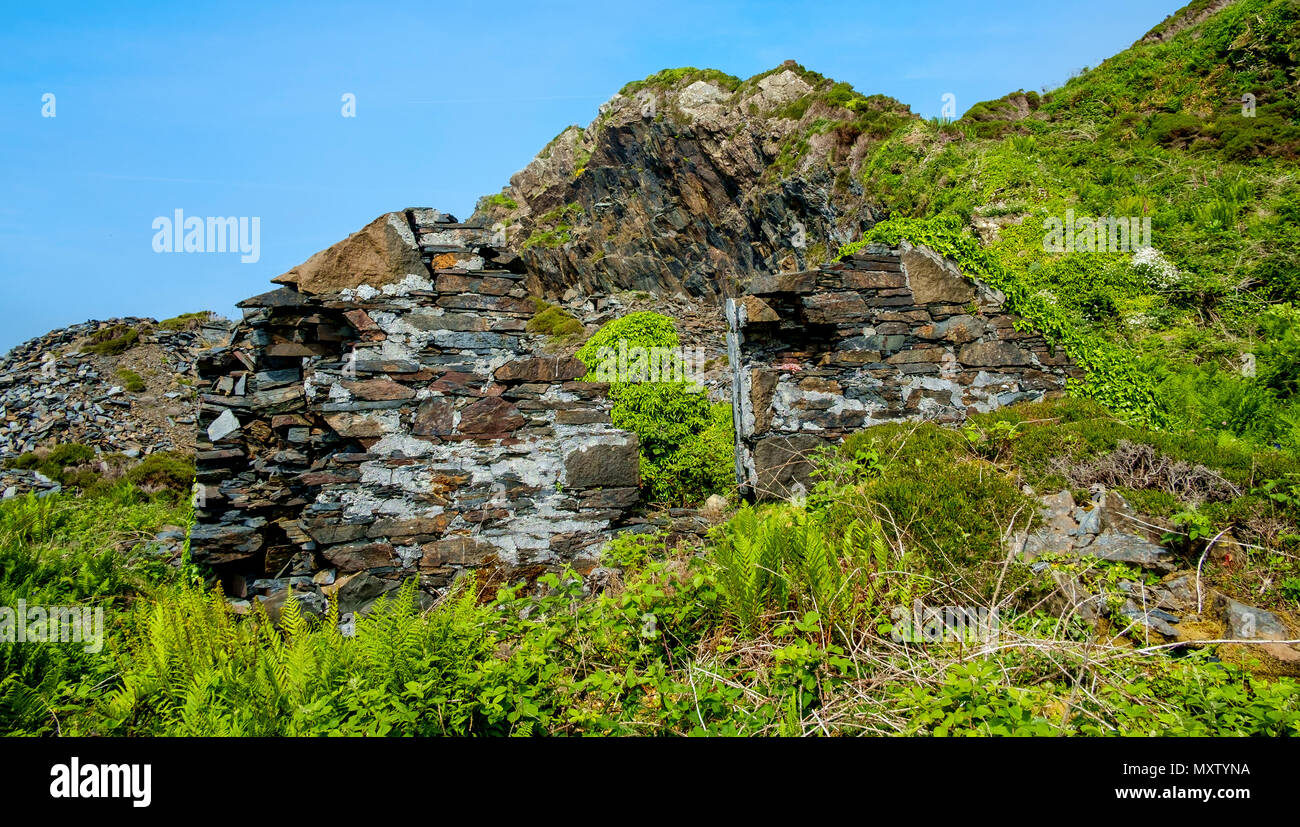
[576,312,733,506]
[83,324,139,356]
[116,368,145,393]
[525,297,585,339]
[125,451,195,495]
[483,192,518,211]
[157,312,210,331]
[521,203,584,249]
[4,399,1298,735]
[5,443,96,485]
[831,0,1300,450]
[620,67,742,97]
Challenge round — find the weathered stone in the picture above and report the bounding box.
[457,397,524,434]
[303,520,369,544]
[748,271,816,295]
[565,440,639,488]
[958,341,1031,367]
[324,411,393,438]
[343,379,415,401]
[555,408,611,425]
[802,292,869,324]
[368,515,449,540]
[902,245,976,305]
[751,434,826,501]
[272,211,426,295]
[207,409,241,442]
[321,541,397,571]
[412,398,454,436]
[493,356,587,383]
[420,536,497,568]
[841,269,907,289]
[739,295,780,323]
[238,287,311,308]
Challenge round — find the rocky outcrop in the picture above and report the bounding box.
[470,63,915,302]
[193,211,643,612]
[727,242,1079,499]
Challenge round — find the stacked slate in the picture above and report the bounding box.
[727,242,1081,500]
[193,209,640,608]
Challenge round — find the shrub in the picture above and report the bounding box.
[4,443,96,484]
[84,325,139,355]
[525,299,584,338]
[575,311,679,367]
[158,312,211,331]
[574,312,733,505]
[126,451,194,495]
[116,368,146,393]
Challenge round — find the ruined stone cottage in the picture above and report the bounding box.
[727,242,1080,500]
[192,211,1076,603]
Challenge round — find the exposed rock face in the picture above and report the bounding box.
[193,211,642,606]
[727,242,1079,499]
[470,63,915,302]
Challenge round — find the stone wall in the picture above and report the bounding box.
[727,242,1081,500]
[191,209,640,608]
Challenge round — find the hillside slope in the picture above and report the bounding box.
[476,0,1300,450]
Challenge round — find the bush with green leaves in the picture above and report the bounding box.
[577,311,733,505]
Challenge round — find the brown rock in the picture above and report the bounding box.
[324,411,392,438]
[958,341,1031,367]
[368,514,450,540]
[902,245,976,305]
[458,397,525,434]
[420,536,497,568]
[494,356,587,383]
[739,295,780,323]
[321,541,397,571]
[343,378,415,401]
[272,212,425,295]
[802,292,869,324]
[565,440,639,488]
[842,270,906,289]
[412,398,454,436]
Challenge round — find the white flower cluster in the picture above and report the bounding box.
[1130,246,1182,289]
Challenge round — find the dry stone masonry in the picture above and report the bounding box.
[192,209,640,609]
[727,242,1082,500]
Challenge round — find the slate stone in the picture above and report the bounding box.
[565,440,639,488]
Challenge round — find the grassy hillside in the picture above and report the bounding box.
[843,0,1300,449]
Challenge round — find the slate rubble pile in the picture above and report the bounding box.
[1014,487,1300,675]
[727,242,1080,499]
[192,209,644,613]
[0,317,231,498]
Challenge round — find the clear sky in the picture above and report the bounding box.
[0,0,1180,353]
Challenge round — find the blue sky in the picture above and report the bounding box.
[0,0,1179,352]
